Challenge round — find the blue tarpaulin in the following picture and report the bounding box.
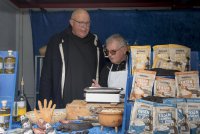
[30,9,200,56]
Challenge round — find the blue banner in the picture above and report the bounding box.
[30,9,200,55]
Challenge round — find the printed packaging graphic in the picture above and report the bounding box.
[130,45,151,73]
[129,70,156,100]
[175,71,200,98]
[128,99,154,134]
[163,98,190,134]
[154,77,176,97]
[152,44,191,72]
[187,98,200,134]
[153,103,178,134]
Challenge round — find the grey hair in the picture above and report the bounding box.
[105,34,127,47]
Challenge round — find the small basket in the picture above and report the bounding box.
[25,109,66,124]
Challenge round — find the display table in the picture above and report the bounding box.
[11,122,122,134]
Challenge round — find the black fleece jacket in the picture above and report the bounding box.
[39,26,105,108]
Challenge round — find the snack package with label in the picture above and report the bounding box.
[154,77,176,97]
[175,71,200,98]
[153,44,170,61]
[152,44,191,72]
[186,98,200,134]
[20,115,34,134]
[153,103,178,134]
[129,70,156,100]
[169,44,191,71]
[130,45,151,73]
[128,99,154,134]
[163,98,190,134]
[152,56,178,71]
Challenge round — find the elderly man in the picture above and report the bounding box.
[92,34,129,93]
[39,8,105,108]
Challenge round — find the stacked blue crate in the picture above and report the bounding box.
[121,52,134,133]
[0,51,18,129]
[121,51,199,133]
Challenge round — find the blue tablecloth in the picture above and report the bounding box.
[11,122,122,134]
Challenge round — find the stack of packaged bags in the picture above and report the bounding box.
[127,44,200,134]
[128,97,200,134]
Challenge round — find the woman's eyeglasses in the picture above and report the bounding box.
[104,46,125,56]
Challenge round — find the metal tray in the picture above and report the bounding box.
[84,87,122,93]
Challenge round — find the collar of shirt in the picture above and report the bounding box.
[112,60,126,71]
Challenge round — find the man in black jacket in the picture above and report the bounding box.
[39,8,105,108]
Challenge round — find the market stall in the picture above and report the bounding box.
[123,44,200,134]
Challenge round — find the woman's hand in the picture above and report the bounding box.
[91,79,101,87]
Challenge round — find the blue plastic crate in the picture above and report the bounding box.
[0,51,18,130]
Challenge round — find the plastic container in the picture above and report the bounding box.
[0,100,11,130]
[4,50,16,74]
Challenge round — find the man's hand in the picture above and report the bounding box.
[34,99,56,123]
[91,79,101,87]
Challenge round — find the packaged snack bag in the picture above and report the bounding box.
[129,70,156,100]
[128,99,154,134]
[175,71,200,98]
[154,77,176,97]
[130,45,151,73]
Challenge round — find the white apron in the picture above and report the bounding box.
[108,62,128,93]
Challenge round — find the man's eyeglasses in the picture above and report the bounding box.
[72,19,90,27]
[104,46,125,56]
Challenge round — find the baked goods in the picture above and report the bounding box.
[66,100,124,120]
[66,100,92,120]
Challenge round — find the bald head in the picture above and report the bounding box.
[70,8,90,38]
[71,8,90,21]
